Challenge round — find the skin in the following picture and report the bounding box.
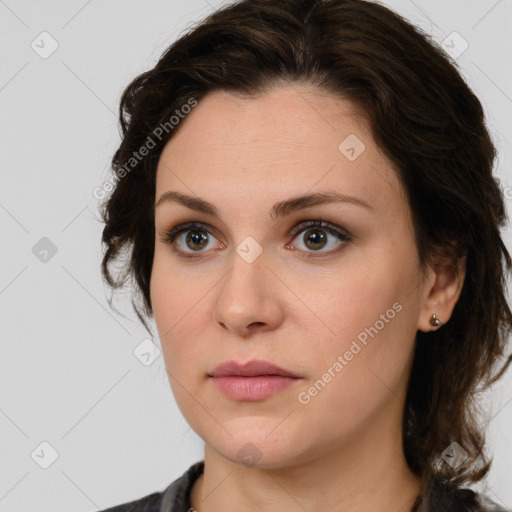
[150,84,465,512]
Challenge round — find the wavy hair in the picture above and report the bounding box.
[99,0,512,499]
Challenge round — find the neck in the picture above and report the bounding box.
[190,415,422,512]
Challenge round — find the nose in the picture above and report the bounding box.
[212,249,285,337]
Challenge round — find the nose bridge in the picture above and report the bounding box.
[213,244,284,334]
[219,248,268,311]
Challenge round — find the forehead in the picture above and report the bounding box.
[161,86,369,162]
[155,85,406,217]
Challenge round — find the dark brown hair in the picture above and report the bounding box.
[100,0,512,499]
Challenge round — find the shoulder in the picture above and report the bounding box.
[97,460,205,512]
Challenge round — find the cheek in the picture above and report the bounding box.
[294,289,415,433]
[150,250,204,330]
[150,277,203,413]
[293,253,419,395]
[150,258,186,363]
[294,260,409,346]
[150,258,213,376]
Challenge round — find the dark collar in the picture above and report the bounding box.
[160,460,204,512]
[158,461,509,512]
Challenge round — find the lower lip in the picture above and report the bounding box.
[210,376,299,401]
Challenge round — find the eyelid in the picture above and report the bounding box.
[159,219,352,258]
[286,219,352,258]
[288,219,351,238]
[158,221,220,242]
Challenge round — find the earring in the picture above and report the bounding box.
[430,314,442,327]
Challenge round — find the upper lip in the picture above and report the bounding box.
[209,359,299,378]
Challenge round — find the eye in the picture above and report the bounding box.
[159,219,351,260]
[286,220,351,257]
[159,222,224,259]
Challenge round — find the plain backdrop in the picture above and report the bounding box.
[0,1,511,511]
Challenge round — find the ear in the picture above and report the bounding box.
[417,256,466,332]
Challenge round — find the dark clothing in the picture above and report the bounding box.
[99,461,204,512]
[99,460,510,512]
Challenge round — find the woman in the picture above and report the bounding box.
[98,0,512,510]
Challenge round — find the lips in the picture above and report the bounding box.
[209,359,299,378]
[208,360,301,401]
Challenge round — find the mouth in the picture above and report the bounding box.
[208,359,301,401]
[209,359,299,378]
[209,375,299,401]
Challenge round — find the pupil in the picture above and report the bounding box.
[304,229,327,250]
[186,230,208,250]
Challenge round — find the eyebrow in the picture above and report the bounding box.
[154,190,372,220]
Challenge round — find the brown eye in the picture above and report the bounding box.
[288,220,351,256]
[160,222,224,259]
[185,229,209,251]
[302,229,328,250]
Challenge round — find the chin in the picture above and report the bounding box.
[201,426,309,470]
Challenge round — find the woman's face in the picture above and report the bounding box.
[151,85,431,468]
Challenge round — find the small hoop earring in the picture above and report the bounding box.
[430,314,442,327]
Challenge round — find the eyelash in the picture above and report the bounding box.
[159,220,352,260]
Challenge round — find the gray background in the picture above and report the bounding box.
[0,1,511,511]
